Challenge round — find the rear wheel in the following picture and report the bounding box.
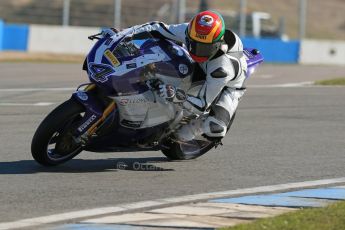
[31,99,85,166]
[161,139,215,160]
[162,112,236,160]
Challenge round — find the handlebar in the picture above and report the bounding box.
[89,28,120,41]
[88,33,102,41]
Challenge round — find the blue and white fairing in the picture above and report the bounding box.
[86,29,193,96]
[85,29,194,129]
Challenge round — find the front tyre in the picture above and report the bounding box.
[31,99,85,166]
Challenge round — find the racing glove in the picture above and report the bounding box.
[158,84,187,103]
[158,84,205,116]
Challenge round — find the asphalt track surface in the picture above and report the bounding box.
[0,63,345,222]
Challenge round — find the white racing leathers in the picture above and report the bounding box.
[131,22,247,141]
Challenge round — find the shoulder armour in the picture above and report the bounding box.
[211,67,228,78]
[224,29,236,50]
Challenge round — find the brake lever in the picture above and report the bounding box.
[88,33,102,41]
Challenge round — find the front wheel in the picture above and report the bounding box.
[31,99,85,166]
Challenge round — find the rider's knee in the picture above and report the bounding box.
[210,105,231,127]
[202,116,227,138]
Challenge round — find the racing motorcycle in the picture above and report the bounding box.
[31,28,263,166]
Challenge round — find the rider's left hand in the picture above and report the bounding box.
[158,84,187,103]
[159,84,176,101]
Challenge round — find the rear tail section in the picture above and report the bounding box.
[244,48,264,78]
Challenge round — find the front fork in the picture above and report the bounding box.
[71,83,116,146]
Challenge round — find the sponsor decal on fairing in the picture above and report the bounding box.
[178,64,189,75]
[119,97,149,106]
[76,91,88,101]
[104,49,121,67]
[77,114,97,132]
[126,63,137,69]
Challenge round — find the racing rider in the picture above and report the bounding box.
[105,10,247,143]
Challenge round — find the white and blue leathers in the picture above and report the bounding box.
[107,22,248,141]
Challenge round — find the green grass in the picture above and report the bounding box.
[315,78,345,86]
[221,201,345,230]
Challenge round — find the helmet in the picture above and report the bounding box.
[186,11,225,63]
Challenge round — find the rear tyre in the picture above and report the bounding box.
[31,99,85,166]
[162,112,236,160]
[161,140,215,160]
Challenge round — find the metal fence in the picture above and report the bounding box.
[0,0,343,40]
[0,0,187,28]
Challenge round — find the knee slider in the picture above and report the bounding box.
[202,116,227,138]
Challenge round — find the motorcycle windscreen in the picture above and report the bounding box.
[109,32,159,95]
[107,32,191,96]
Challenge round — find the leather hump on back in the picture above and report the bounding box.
[224,29,236,50]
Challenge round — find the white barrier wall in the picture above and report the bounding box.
[25,25,345,66]
[300,39,345,65]
[28,25,100,55]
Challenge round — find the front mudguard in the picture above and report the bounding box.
[71,85,115,137]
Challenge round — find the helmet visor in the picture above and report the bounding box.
[187,39,221,59]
